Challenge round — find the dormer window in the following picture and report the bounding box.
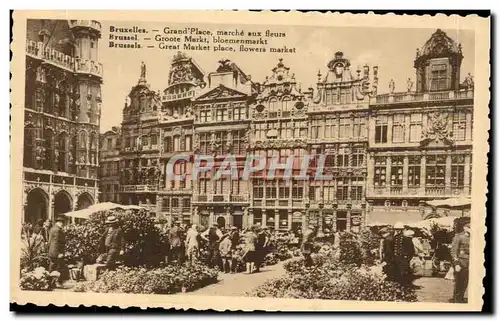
[430,62,449,91]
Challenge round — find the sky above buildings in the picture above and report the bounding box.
[97,21,475,133]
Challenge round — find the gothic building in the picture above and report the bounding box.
[365,29,474,225]
[307,52,377,233]
[23,19,103,223]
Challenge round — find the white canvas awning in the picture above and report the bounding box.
[425,197,471,208]
[407,216,456,230]
[64,202,146,220]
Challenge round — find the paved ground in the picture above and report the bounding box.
[414,277,456,303]
[185,262,286,297]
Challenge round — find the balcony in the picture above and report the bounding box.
[230,195,248,203]
[425,186,446,196]
[120,185,158,193]
[26,40,103,78]
[68,20,102,33]
[161,90,196,102]
[367,185,470,198]
[374,89,473,105]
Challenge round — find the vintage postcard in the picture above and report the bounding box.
[10,10,490,311]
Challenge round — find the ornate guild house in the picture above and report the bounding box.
[23,19,103,223]
[99,28,473,232]
[365,29,473,225]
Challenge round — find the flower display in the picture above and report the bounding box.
[19,267,58,291]
[73,262,219,294]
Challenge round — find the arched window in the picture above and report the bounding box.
[23,125,35,168]
[269,98,278,113]
[282,96,291,112]
[57,132,67,172]
[79,131,87,149]
[43,129,53,170]
[89,133,97,165]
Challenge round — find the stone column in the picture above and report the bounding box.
[248,208,254,228]
[464,154,471,195]
[331,206,337,232]
[208,206,214,226]
[445,154,452,195]
[385,155,391,193]
[465,112,473,141]
[366,152,374,196]
[420,155,426,195]
[287,209,292,230]
[243,207,249,229]
[301,210,307,233]
[274,209,279,231]
[225,206,231,229]
[193,205,199,225]
[405,114,411,143]
[387,115,394,143]
[346,206,352,231]
[403,155,409,193]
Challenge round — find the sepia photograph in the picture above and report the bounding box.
[10,10,490,311]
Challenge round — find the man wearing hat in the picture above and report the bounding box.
[99,216,124,269]
[48,215,67,287]
[450,222,470,303]
[301,225,317,267]
[379,226,395,281]
[392,222,415,286]
[169,221,183,263]
[201,223,223,268]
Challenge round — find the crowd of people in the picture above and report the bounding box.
[163,221,275,274]
[378,220,470,303]
[22,213,470,303]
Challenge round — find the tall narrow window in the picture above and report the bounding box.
[164,136,173,152]
[350,177,363,201]
[451,155,465,188]
[339,116,351,139]
[282,97,291,112]
[253,179,264,199]
[408,156,421,187]
[374,157,387,187]
[291,180,303,199]
[453,111,467,141]
[336,178,349,200]
[278,180,289,199]
[184,135,192,151]
[426,155,446,186]
[430,63,448,91]
[44,130,54,170]
[57,133,67,172]
[353,116,366,138]
[375,116,388,143]
[23,126,35,168]
[410,113,422,142]
[392,114,405,143]
[351,147,364,167]
[173,135,180,151]
[336,146,349,167]
[390,156,404,186]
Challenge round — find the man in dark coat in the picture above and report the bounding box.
[450,222,470,303]
[379,227,395,281]
[48,215,67,286]
[169,221,182,263]
[201,223,223,268]
[99,216,124,269]
[392,222,415,286]
[301,225,316,267]
[255,226,270,272]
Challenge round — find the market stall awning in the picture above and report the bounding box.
[407,216,456,230]
[366,210,423,227]
[64,202,146,220]
[425,197,471,208]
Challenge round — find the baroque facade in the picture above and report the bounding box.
[104,29,473,232]
[23,19,103,223]
[365,29,474,225]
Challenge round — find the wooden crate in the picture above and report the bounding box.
[83,264,107,281]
